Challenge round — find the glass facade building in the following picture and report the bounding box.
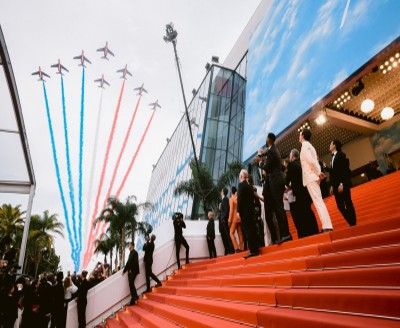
[143,59,247,231]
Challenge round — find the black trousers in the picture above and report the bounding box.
[289,194,319,238]
[241,216,259,254]
[145,261,161,291]
[264,184,290,243]
[128,273,138,303]
[207,237,217,258]
[334,188,356,226]
[77,301,86,328]
[256,219,265,247]
[175,236,189,268]
[219,219,233,255]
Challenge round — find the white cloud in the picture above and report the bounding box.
[331,68,348,89]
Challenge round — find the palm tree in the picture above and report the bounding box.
[94,196,153,266]
[174,159,243,214]
[94,232,116,269]
[25,211,64,278]
[0,204,25,243]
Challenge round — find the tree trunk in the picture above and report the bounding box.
[109,249,113,273]
[120,229,126,266]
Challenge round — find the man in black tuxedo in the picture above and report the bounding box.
[76,270,89,328]
[206,210,217,258]
[219,188,233,255]
[255,133,291,244]
[143,234,162,293]
[173,212,190,269]
[328,140,357,226]
[123,242,139,305]
[285,149,319,238]
[237,169,258,259]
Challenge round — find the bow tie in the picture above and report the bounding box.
[331,153,335,157]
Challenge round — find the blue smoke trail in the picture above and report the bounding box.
[60,76,79,263]
[42,82,77,269]
[77,68,85,265]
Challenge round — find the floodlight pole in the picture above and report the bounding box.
[164,23,201,176]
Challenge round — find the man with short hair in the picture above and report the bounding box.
[173,212,190,269]
[143,234,162,293]
[206,210,217,259]
[328,139,357,226]
[123,242,139,305]
[286,148,319,237]
[299,129,333,232]
[256,133,291,244]
[76,270,89,328]
[219,188,233,255]
[237,169,258,259]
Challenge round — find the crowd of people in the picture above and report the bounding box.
[203,129,360,260]
[0,259,115,328]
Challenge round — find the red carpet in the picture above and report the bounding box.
[106,172,400,327]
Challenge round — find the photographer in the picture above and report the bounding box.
[143,234,162,292]
[172,212,190,269]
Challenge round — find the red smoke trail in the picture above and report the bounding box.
[96,110,156,243]
[86,96,142,261]
[83,80,126,268]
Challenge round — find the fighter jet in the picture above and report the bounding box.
[32,67,50,81]
[73,50,92,67]
[134,83,148,96]
[97,41,115,60]
[149,100,161,110]
[51,59,69,75]
[117,65,132,80]
[94,75,110,89]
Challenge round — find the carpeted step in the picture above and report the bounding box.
[115,311,144,328]
[155,285,279,305]
[125,305,180,328]
[275,288,400,319]
[257,307,400,328]
[137,298,246,328]
[144,292,263,325]
[166,265,400,288]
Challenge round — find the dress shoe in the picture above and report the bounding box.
[320,228,333,233]
[243,252,259,259]
[155,283,162,287]
[279,234,293,244]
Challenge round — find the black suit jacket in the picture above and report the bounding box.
[173,218,186,239]
[76,279,90,305]
[329,151,351,190]
[220,196,230,221]
[206,218,215,239]
[237,181,255,220]
[285,159,305,198]
[123,249,139,275]
[261,144,285,195]
[143,240,155,264]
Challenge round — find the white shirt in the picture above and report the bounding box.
[331,151,337,168]
[64,282,78,300]
[300,140,321,186]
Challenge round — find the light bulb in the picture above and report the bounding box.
[361,99,374,113]
[381,107,394,120]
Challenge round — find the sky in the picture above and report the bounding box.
[244,0,400,160]
[0,0,261,272]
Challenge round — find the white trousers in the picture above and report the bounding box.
[306,180,333,229]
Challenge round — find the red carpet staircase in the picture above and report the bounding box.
[106,172,400,327]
